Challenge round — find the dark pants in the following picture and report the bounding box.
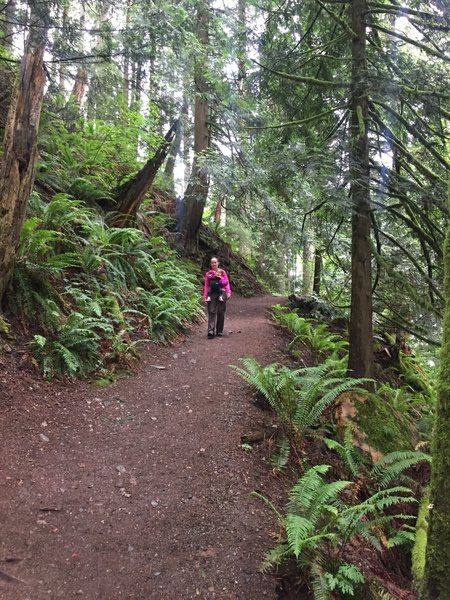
[207,294,226,336]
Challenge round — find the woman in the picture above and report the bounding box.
[203,257,231,338]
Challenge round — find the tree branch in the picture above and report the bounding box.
[370,23,450,61]
[372,99,450,171]
[247,105,349,129]
[252,59,349,88]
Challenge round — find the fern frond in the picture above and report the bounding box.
[286,515,317,557]
[260,544,291,573]
[288,465,331,512]
[371,451,431,489]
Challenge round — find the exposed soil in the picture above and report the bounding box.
[0,295,291,600]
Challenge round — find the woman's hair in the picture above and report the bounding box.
[210,256,219,265]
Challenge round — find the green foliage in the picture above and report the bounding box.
[325,428,430,489]
[31,312,111,378]
[233,357,369,465]
[272,305,347,362]
[257,464,417,599]
[8,195,202,378]
[37,110,162,204]
[324,424,362,478]
[325,564,365,596]
[370,451,431,490]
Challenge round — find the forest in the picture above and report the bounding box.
[0,0,449,598]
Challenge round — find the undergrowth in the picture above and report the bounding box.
[235,304,434,599]
[6,193,203,378]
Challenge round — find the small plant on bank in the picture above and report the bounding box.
[233,357,369,467]
[324,424,431,487]
[255,464,417,599]
[272,305,347,361]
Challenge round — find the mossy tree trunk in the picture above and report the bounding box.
[424,180,450,599]
[0,31,46,305]
[301,234,315,296]
[347,0,375,380]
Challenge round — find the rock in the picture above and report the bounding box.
[39,434,49,443]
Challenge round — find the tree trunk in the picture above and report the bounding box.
[347,0,374,380]
[112,121,179,226]
[237,0,247,94]
[123,0,131,108]
[58,4,68,93]
[70,66,88,107]
[132,57,143,111]
[213,194,225,226]
[302,234,315,296]
[69,8,87,108]
[181,88,191,188]
[0,39,46,304]
[181,0,210,254]
[163,119,182,193]
[424,182,450,600]
[313,251,322,296]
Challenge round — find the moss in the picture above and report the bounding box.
[412,487,429,588]
[356,393,415,453]
[424,179,450,599]
[0,315,11,336]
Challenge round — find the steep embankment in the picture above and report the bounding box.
[1,295,286,600]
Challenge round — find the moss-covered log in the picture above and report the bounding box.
[424,180,450,599]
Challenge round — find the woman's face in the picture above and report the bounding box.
[210,258,219,270]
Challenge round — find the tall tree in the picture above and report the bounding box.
[181,0,210,253]
[347,0,374,379]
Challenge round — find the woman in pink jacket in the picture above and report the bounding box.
[203,257,231,338]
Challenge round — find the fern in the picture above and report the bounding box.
[325,563,365,596]
[272,306,347,361]
[234,358,369,465]
[370,450,431,488]
[257,464,416,598]
[271,436,291,471]
[324,424,362,478]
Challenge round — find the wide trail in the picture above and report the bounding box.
[1,295,287,600]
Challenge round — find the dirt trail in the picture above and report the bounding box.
[0,295,288,600]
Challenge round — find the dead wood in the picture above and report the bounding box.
[0,40,46,304]
[111,120,179,227]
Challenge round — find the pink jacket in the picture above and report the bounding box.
[203,269,231,301]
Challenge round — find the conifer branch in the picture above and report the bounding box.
[316,0,356,37]
[372,305,441,346]
[367,3,450,24]
[370,108,445,185]
[373,100,450,171]
[370,24,450,61]
[247,105,349,130]
[252,59,349,88]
